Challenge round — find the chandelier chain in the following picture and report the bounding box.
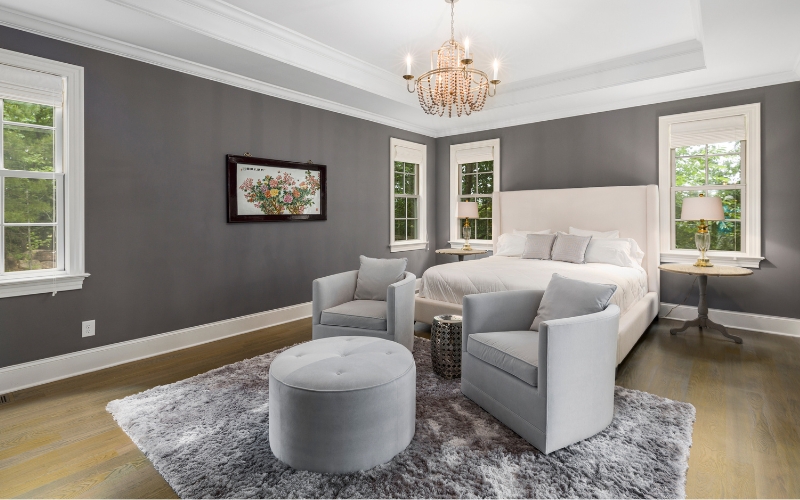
[450,0,454,41]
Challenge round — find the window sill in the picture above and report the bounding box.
[660,252,763,269]
[390,240,428,252]
[0,273,90,298]
[448,239,494,251]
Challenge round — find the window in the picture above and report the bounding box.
[389,138,427,252]
[449,139,499,250]
[0,48,86,298]
[658,104,762,268]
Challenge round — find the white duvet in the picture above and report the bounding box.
[419,256,648,315]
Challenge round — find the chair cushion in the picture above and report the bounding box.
[354,255,407,301]
[320,300,387,331]
[467,331,539,387]
[531,273,617,331]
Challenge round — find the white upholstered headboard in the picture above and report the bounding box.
[492,185,660,297]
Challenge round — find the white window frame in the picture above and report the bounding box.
[449,138,500,250]
[658,103,762,268]
[389,138,427,252]
[0,48,86,298]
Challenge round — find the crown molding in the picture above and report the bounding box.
[106,0,409,105]
[0,6,437,137]
[436,69,800,137]
[494,39,705,108]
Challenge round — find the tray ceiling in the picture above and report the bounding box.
[0,0,798,137]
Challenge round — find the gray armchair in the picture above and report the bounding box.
[461,289,620,454]
[312,270,416,351]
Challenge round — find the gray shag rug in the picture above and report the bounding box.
[107,337,695,499]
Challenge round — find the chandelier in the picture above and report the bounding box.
[402,0,499,117]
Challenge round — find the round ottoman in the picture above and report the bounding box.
[268,336,416,473]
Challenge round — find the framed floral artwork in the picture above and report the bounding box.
[226,155,327,222]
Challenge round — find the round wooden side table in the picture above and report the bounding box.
[659,263,753,344]
[435,248,488,262]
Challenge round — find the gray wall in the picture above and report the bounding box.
[435,82,800,319]
[0,26,435,368]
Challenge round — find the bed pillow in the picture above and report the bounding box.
[530,273,618,331]
[550,232,592,264]
[513,229,552,235]
[569,227,620,239]
[621,237,646,266]
[495,232,527,257]
[584,239,636,267]
[521,233,557,260]
[354,255,407,301]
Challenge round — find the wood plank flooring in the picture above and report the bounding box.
[1,317,799,498]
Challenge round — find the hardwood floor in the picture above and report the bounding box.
[1,317,798,498]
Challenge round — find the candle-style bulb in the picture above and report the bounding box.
[493,59,499,80]
[406,55,411,75]
[464,38,470,59]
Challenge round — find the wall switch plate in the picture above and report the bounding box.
[82,320,95,337]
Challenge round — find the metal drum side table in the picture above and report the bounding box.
[431,314,463,379]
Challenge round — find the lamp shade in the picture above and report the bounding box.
[680,196,724,221]
[457,201,479,219]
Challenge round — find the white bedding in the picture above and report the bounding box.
[419,256,648,315]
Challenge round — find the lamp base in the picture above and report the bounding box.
[693,258,714,267]
[462,242,472,251]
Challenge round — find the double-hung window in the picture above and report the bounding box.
[390,138,427,252]
[0,49,86,297]
[658,104,762,268]
[449,139,499,250]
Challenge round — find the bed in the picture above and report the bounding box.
[415,184,660,364]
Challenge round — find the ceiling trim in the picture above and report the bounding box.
[106,0,409,105]
[494,39,705,108]
[0,6,437,137]
[436,70,800,137]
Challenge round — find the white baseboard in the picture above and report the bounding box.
[0,302,312,394]
[659,302,800,338]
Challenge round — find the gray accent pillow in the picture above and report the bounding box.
[530,273,617,331]
[550,232,592,264]
[521,233,556,260]
[354,255,407,301]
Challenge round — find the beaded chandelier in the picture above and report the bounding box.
[402,0,499,117]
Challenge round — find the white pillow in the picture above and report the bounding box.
[513,229,552,235]
[569,227,620,239]
[620,237,645,266]
[496,232,527,257]
[585,239,635,267]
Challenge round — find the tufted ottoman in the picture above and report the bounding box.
[268,336,416,473]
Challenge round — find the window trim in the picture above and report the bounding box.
[658,103,762,268]
[0,48,87,298]
[389,138,427,253]
[449,138,500,250]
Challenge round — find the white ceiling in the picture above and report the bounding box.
[1,0,799,137]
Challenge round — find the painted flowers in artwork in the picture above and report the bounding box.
[239,170,321,215]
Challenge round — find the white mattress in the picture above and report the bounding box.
[419,256,649,315]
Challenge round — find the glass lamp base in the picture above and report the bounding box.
[462,224,472,250]
[693,231,713,267]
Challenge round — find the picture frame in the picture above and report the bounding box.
[227,155,327,223]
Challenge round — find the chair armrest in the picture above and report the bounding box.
[312,270,359,324]
[386,272,416,350]
[537,305,620,449]
[462,289,544,352]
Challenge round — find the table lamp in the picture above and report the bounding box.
[680,194,724,267]
[457,201,479,250]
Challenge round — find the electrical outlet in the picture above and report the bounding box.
[82,320,95,337]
